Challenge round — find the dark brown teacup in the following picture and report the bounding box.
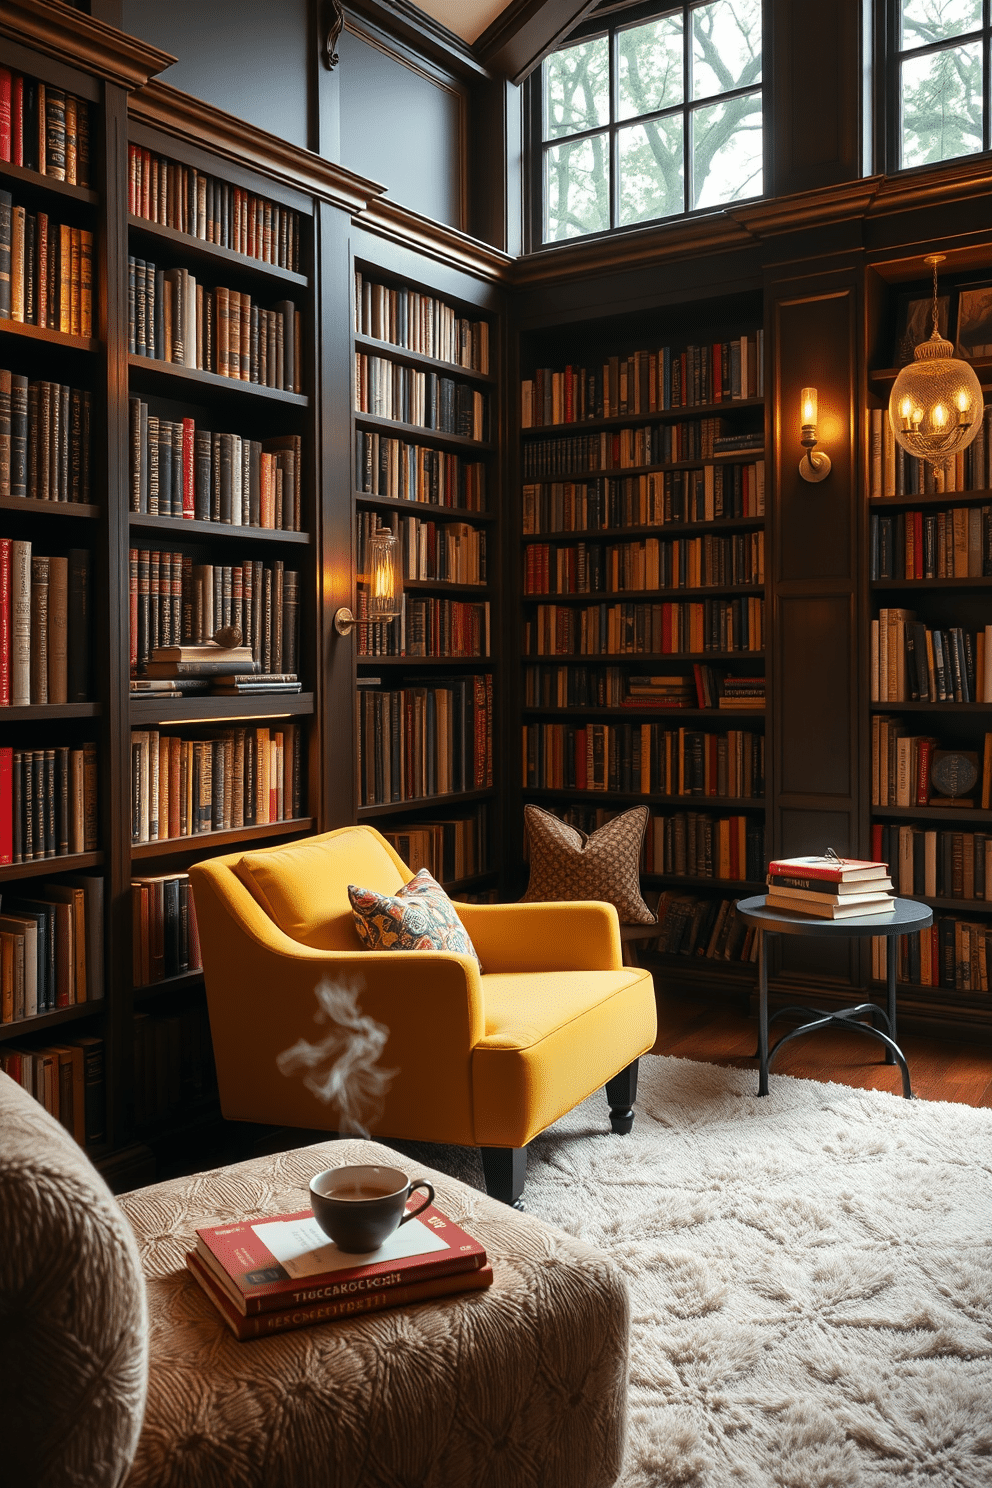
[309,1163,435,1253]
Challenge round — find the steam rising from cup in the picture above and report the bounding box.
[276,979,396,1137]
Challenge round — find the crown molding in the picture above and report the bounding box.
[355,195,513,283]
[473,0,599,84]
[0,0,175,89]
[129,80,385,215]
[511,211,752,286]
[346,0,492,78]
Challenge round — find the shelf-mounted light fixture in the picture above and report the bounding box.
[888,254,983,468]
[799,387,831,483]
[334,519,401,636]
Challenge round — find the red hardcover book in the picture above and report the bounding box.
[128,548,139,674]
[913,511,923,583]
[0,538,10,706]
[11,73,22,167]
[0,69,11,162]
[182,418,195,517]
[564,364,574,424]
[712,342,722,402]
[766,855,889,883]
[916,737,936,805]
[187,1249,493,1342]
[871,823,884,864]
[0,747,11,864]
[195,1201,488,1316]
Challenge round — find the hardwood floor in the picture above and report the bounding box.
[649,985,992,1107]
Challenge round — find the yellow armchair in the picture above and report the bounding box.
[189,826,657,1204]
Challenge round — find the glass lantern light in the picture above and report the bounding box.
[888,254,983,468]
[365,520,401,621]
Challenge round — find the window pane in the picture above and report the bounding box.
[901,0,982,49]
[691,93,763,209]
[618,117,685,225]
[618,14,684,122]
[544,36,610,141]
[545,134,611,241]
[901,41,983,167]
[692,0,762,102]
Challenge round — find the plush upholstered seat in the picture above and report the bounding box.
[189,825,657,1204]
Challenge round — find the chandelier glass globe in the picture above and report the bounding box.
[888,256,984,467]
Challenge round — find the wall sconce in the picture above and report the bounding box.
[799,387,831,483]
[334,520,401,636]
[888,254,983,468]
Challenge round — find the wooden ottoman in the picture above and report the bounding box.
[118,1136,630,1488]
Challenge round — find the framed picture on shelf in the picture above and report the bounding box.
[892,291,951,366]
[954,282,992,361]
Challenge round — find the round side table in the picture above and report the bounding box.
[735,895,933,1100]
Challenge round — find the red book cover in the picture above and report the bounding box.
[187,1250,493,1341]
[916,737,934,805]
[128,547,139,674]
[0,747,12,865]
[766,855,888,882]
[128,143,137,216]
[195,1202,487,1316]
[712,343,721,402]
[11,73,22,167]
[36,212,48,328]
[914,511,923,582]
[0,69,11,163]
[182,418,195,516]
[871,824,884,863]
[141,148,152,219]
[564,364,574,424]
[473,673,485,788]
[0,537,10,706]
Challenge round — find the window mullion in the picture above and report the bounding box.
[610,22,618,231]
[683,1,691,212]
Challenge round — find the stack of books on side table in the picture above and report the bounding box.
[188,1202,492,1340]
[764,855,896,919]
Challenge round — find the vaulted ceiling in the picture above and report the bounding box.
[413,0,510,43]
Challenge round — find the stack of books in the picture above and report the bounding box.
[132,643,300,698]
[719,676,765,710]
[765,855,896,918]
[188,1200,493,1340]
[623,674,697,708]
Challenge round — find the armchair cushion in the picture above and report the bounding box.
[521,804,656,924]
[349,868,482,966]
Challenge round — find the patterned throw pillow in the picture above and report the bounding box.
[521,804,656,924]
[348,868,482,966]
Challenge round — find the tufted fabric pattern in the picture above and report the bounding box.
[522,805,656,924]
[0,1072,149,1488]
[118,1136,629,1488]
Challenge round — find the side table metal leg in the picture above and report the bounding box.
[886,933,897,1066]
[767,922,773,1101]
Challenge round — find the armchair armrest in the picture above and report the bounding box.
[456,900,623,973]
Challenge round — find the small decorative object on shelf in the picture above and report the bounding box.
[929,750,978,808]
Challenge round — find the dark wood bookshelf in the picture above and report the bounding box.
[133,969,205,1002]
[130,817,316,859]
[871,576,992,589]
[2,702,101,720]
[0,1002,104,1044]
[354,410,494,453]
[128,693,314,724]
[0,158,98,204]
[0,851,104,884]
[642,873,765,891]
[520,515,765,542]
[522,651,765,663]
[127,354,309,407]
[357,655,496,667]
[357,789,495,819]
[871,805,992,822]
[128,214,308,288]
[0,495,100,519]
[523,788,765,810]
[353,332,496,386]
[522,452,765,483]
[522,706,766,719]
[520,396,764,436]
[355,491,495,524]
[869,488,992,509]
[521,583,764,601]
[870,360,992,389]
[870,701,992,712]
[399,578,490,594]
[128,513,310,545]
[0,318,99,353]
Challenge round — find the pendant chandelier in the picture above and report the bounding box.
[888,254,983,467]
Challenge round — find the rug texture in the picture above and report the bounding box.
[393,1054,992,1488]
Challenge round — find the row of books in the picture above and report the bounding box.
[872,918,992,991]
[128,144,301,272]
[127,258,302,391]
[521,420,762,479]
[134,1005,215,1127]
[0,370,92,504]
[871,719,992,807]
[0,194,93,333]
[354,354,488,441]
[355,431,486,510]
[0,872,103,1017]
[382,807,489,884]
[128,402,302,528]
[130,725,303,842]
[356,593,490,658]
[131,873,202,987]
[128,550,300,676]
[522,532,764,596]
[1,543,91,704]
[354,271,490,374]
[870,506,992,582]
[650,890,758,963]
[522,663,765,711]
[0,743,97,864]
[189,1198,490,1340]
[764,855,894,919]
[524,598,765,657]
[643,811,765,882]
[357,677,493,806]
[869,406,992,499]
[874,821,992,902]
[0,1037,104,1148]
[0,70,91,184]
[522,723,763,797]
[871,610,992,703]
[520,463,765,534]
[520,333,764,426]
[356,511,487,587]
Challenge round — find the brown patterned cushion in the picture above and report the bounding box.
[521,804,656,924]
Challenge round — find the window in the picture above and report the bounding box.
[536,0,763,244]
[892,1,991,169]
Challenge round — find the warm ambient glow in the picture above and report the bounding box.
[365,521,401,622]
[798,385,831,483]
[800,387,817,427]
[888,254,984,466]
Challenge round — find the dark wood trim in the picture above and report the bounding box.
[0,157,97,204]
[0,851,104,884]
[0,0,175,90]
[1,703,101,721]
[0,1002,105,1044]
[127,216,309,290]
[346,0,493,80]
[128,514,311,545]
[0,496,100,519]
[129,818,316,860]
[127,356,309,408]
[473,0,599,84]
[355,492,495,524]
[128,694,315,725]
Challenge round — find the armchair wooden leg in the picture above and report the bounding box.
[480,1146,527,1209]
[605,1060,639,1135]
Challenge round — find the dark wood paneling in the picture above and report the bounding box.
[778,595,854,799]
[769,0,863,197]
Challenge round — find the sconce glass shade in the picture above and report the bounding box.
[888,331,984,467]
[366,522,401,621]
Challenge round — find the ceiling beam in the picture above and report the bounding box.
[473,0,600,85]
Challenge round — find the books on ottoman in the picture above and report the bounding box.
[765,854,896,918]
[193,1201,488,1318]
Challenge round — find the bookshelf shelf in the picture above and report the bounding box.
[128,354,309,407]
[0,495,100,519]
[400,578,490,594]
[354,411,494,453]
[871,577,992,590]
[2,703,101,721]
[0,319,99,353]
[128,513,310,545]
[524,788,765,809]
[0,158,98,205]
[134,969,204,1001]
[127,215,308,288]
[0,1003,103,1045]
[128,693,314,725]
[355,492,495,524]
[522,706,766,720]
[869,489,992,510]
[870,701,992,712]
[353,332,496,386]
[871,805,992,823]
[520,516,764,542]
[870,360,992,390]
[0,851,104,884]
[523,651,764,663]
[521,396,764,436]
[357,789,495,819]
[521,584,764,602]
[130,817,315,859]
[522,453,765,483]
[358,655,496,667]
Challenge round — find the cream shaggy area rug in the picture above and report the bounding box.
[399,1054,992,1488]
